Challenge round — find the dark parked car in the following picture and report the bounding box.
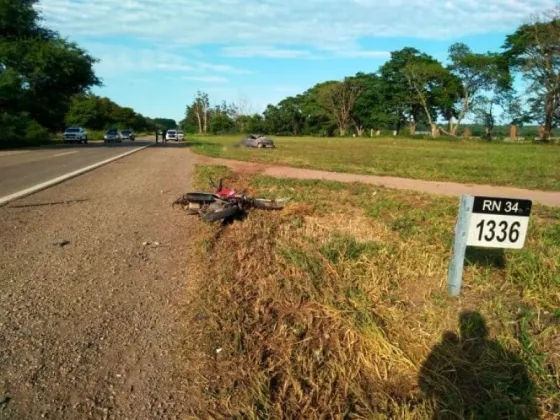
[242,134,275,148]
[120,129,135,141]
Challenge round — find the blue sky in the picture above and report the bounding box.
[37,0,554,123]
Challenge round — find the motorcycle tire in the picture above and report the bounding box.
[185,192,217,203]
[252,198,285,210]
[201,206,240,222]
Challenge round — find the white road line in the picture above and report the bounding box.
[0,144,153,207]
[52,151,79,158]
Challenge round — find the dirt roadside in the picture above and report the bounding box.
[195,154,560,207]
[0,145,198,419]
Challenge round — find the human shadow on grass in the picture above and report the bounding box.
[419,311,539,420]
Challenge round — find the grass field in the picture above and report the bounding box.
[183,165,560,419]
[189,135,560,191]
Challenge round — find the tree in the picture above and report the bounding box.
[65,94,106,129]
[262,97,307,135]
[190,91,210,133]
[233,92,253,117]
[246,114,265,133]
[503,7,560,140]
[183,103,200,133]
[472,97,496,140]
[210,112,234,134]
[0,0,99,145]
[403,56,452,137]
[350,73,390,135]
[447,43,511,136]
[432,72,464,133]
[153,118,177,130]
[378,48,432,135]
[316,78,363,136]
[65,93,155,131]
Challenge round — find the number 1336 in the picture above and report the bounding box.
[476,219,521,243]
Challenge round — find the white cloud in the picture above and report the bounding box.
[181,76,229,83]
[318,47,391,59]
[196,63,252,74]
[222,46,312,59]
[221,45,390,59]
[37,0,556,53]
[80,42,248,77]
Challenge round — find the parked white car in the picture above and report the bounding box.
[104,128,122,143]
[177,130,185,140]
[166,130,178,141]
[63,127,88,144]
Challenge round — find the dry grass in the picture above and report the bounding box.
[182,165,560,419]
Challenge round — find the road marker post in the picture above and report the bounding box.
[448,195,474,296]
[448,195,532,296]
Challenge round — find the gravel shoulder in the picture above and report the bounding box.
[0,145,197,419]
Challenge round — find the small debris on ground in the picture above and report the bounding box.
[195,313,209,321]
[0,394,10,407]
[142,241,161,247]
[54,240,71,247]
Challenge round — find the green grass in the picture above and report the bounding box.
[189,135,560,191]
[184,164,560,419]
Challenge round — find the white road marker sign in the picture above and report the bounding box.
[467,196,532,249]
[447,195,532,296]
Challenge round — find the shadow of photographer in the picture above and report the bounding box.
[419,311,539,419]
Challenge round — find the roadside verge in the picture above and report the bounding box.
[193,153,560,208]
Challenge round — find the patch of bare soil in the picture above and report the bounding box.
[0,146,199,419]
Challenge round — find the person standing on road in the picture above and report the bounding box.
[155,130,159,143]
[162,129,167,144]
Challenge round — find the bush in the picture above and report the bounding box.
[87,130,106,140]
[0,112,51,148]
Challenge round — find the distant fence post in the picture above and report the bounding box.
[509,124,518,140]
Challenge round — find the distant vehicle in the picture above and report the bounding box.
[120,129,135,141]
[63,127,88,144]
[177,130,185,140]
[166,130,178,141]
[242,134,275,148]
[104,128,122,143]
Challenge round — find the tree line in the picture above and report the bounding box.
[65,94,174,134]
[183,7,559,141]
[0,0,169,147]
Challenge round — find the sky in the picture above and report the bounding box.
[36,0,555,123]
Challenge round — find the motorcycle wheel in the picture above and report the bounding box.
[201,206,240,222]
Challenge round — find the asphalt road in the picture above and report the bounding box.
[0,146,197,418]
[0,140,154,199]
